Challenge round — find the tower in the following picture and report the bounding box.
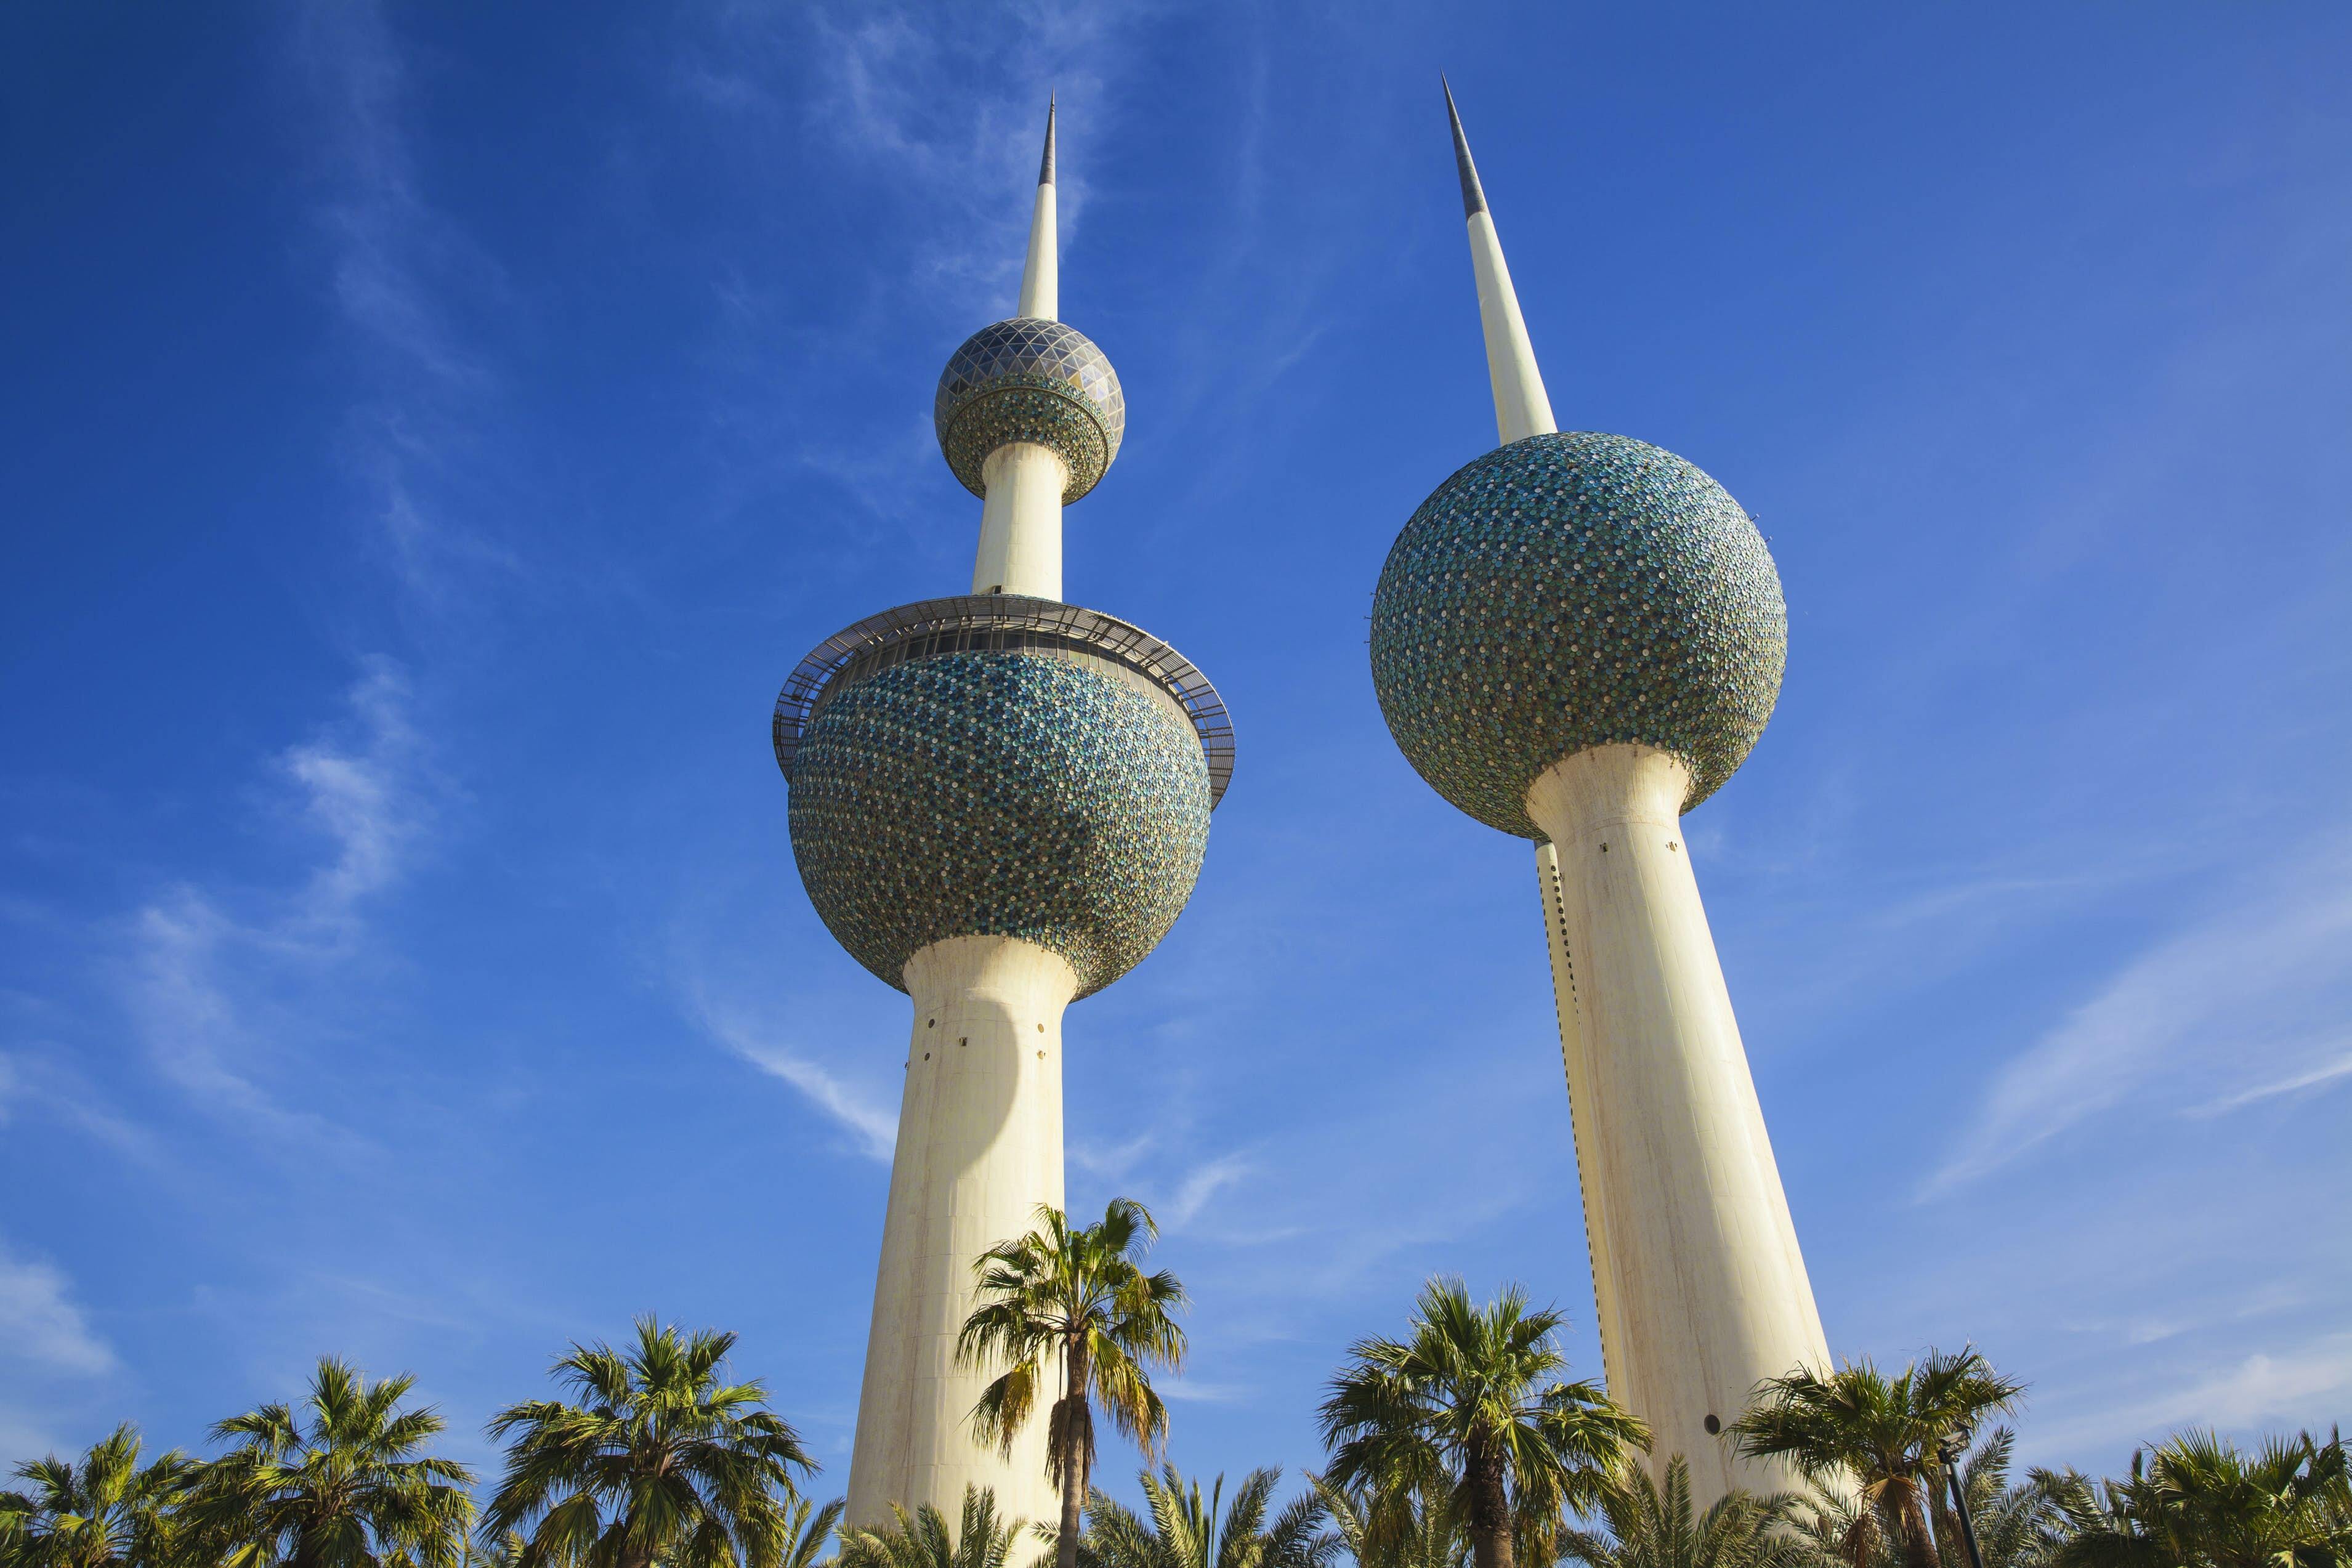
[774,105,1234,1526]
[1366,85,1831,1501]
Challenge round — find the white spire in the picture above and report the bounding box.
[973,98,1068,598]
[1445,79,1555,446]
[1017,98,1057,320]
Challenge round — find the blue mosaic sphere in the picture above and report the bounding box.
[935,318,1126,502]
[1369,432,1785,838]
[787,650,1208,997]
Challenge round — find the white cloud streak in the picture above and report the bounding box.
[687,1,1145,319]
[2033,1330,2352,1457]
[2192,1050,2352,1117]
[293,0,515,605]
[1158,1379,1257,1405]
[1070,1132,1158,1180]
[125,661,427,1144]
[692,1000,899,1163]
[1923,852,2352,1196]
[1160,1153,1251,1231]
[0,1241,115,1378]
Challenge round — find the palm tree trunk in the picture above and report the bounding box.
[1055,1338,1091,1568]
[1466,1441,1515,1568]
[1896,1481,1941,1568]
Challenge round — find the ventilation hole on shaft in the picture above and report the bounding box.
[1704,1414,1721,1435]
[960,1037,968,1047]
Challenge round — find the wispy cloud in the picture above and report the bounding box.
[0,1241,115,1378]
[2032,1330,2352,1457]
[124,661,429,1145]
[1160,1153,1252,1231]
[0,1047,179,1171]
[1159,1378,1257,1405]
[1071,1132,1159,1180]
[281,663,426,926]
[689,1,1138,316]
[292,0,516,607]
[689,995,899,1163]
[1923,848,2352,1196]
[671,0,1162,554]
[0,1240,116,1463]
[2192,1051,2352,1117]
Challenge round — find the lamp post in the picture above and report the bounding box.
[1937,1439,1987,1568]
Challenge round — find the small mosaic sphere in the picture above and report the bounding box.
[935,318,1126,502]
[788,649,1208,997]
[1369,432,1786,838]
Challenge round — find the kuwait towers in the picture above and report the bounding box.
[1367,86,1831,1501]
[772,106,1233,1526]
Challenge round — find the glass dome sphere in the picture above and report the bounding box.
[788,647,1208,997]
[934,318,1125,502]
[1369,431,1786,837]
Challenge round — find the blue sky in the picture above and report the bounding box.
[4,0,2349,1506]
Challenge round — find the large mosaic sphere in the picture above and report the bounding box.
[788,650,1208,997]
[1370,431,1785,838]
[935,318,1126,503]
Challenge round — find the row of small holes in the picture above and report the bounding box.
[1545,854,1607,1378]
[910,1022,1054,1068]
[915,1041,1049,1063]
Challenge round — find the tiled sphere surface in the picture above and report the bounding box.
[935,318,1126,502]
[788,649,1208,998]
[1370,432,1785,838]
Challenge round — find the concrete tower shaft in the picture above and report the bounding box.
[851,936,1073,1530]
[1368,85,1832,1505]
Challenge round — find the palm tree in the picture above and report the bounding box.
[0,1424,190,1568]
[1556,1455,1814,1568]
[1791,1429,2078,1568]
[777,1496,849,1568]
[1309,1478,1466,1568]
[838,1487,1027,1568]
[1317,1279,1647,1568]
[1082,1466,1333,1568]
[2047,1428,2351,1568]
[1728,1348,2024,1568]
[481,1317,816,1568]
[179,1356,475,1568]
[464,1532,536,1568]
[956,1200,1188,1568]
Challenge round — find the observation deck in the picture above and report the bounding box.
[773,595,1235,808]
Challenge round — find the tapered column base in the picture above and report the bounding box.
[1527,744,1830,1503]
[846,934,1070,1530]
